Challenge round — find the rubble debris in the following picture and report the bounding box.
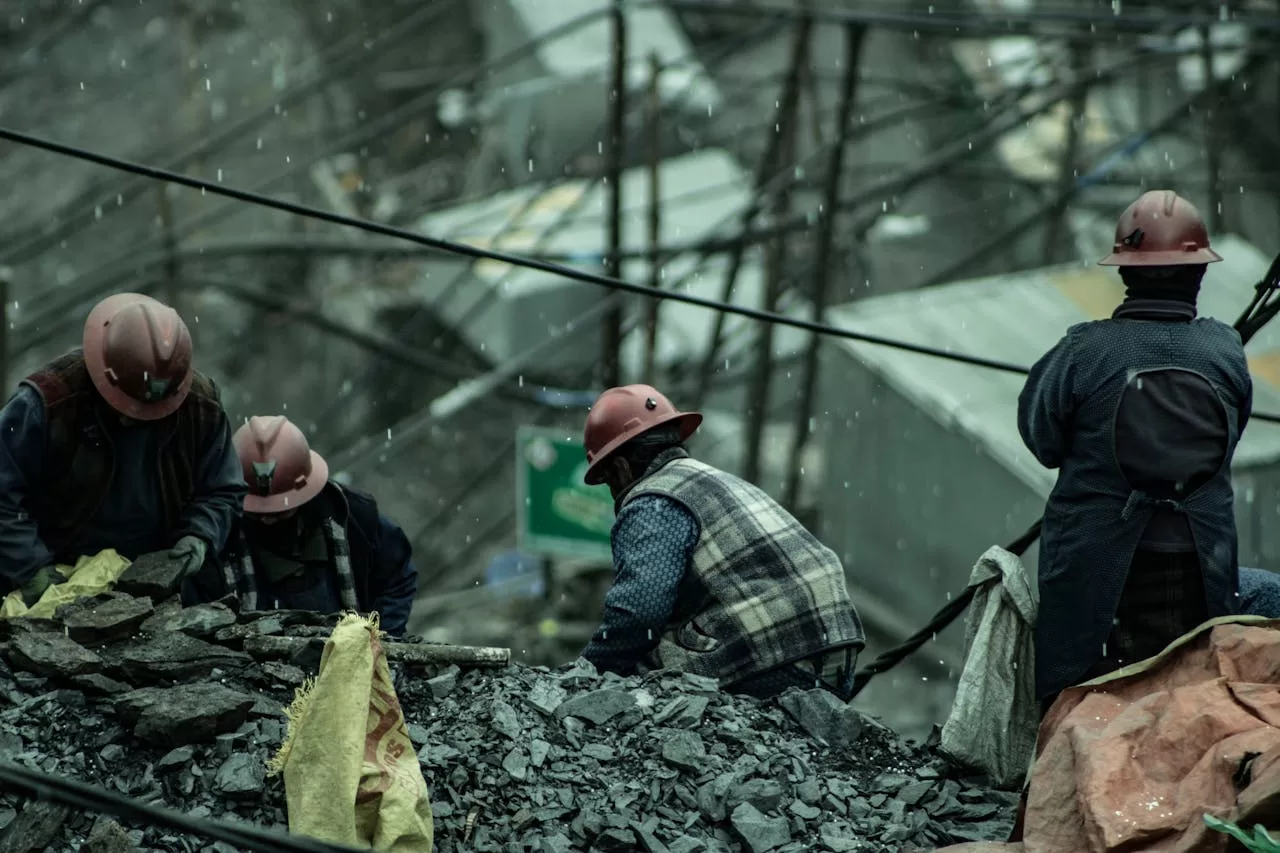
[113,552,187,601]
[115,683,257,748]
[57,593,154,644]
[0,593,1017,852]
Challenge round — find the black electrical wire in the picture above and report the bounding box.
[0,760,366,853]
[6,123,1280,425]
[652,0,1280,35]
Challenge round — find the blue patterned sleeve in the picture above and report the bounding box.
[581,494,700,675]
[1018,333,1077,469]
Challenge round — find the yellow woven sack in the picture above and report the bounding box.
[0,550,130,619]
[269,612,433,852]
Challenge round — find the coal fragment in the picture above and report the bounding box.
[778,689,866,749]
[57,594,154,644]
[0,801,69,853]
[661,731,706,771]
[118,633,251,682]
[140,602,237,637]
[71,674,132,695]
[730,802,791,853]
[427,665,460,699]
[84,819,138,853]
[114,551,187,600]
[9,632,102,679]
[116,682,257,747]
[214,753,266,797]
[556,689,636,725]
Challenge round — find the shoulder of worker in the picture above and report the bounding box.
[332,481,384,531]
[1188,316,1248,347]
[20,348,92,407]
[185,368,225,406]
[618,491,699,529]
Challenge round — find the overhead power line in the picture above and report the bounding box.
[3,124,1280,425]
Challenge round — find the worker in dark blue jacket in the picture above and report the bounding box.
[205,415,418,637]
[0,293,246,605]
[1018,190,1252,712]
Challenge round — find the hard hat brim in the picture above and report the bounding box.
[243,449,330,514]
[1098,246,1223,266]
[83,292,194,421]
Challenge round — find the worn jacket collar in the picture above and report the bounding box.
[613,446,689,512]
[1112,298,1197,322]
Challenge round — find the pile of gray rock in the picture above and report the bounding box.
[0,561,1017,852]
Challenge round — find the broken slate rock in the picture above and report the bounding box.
[119,632,251,682]
[214,753,266,798]
[490,699,523,740]
[56,594,154,644]
[555,688,636,725]
[140,602,236,637]
[71,673,133,695]
[9,631,102,679]
[727,779,785,814]
[730,802,791,853]
[778,688,866,749]
[116,682,257,748]
[84,819,138,853]
[0,801,70,853]
[260,660,306,686]
[426,665,459,699]
[114,551,187,600]
[661,731,706,771]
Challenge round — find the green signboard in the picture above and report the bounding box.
[515,426,615,562]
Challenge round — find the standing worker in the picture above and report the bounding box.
[578,384,865,700]
[0,292,247,604]
[1018,190,1252,712]
[212,415,418,637]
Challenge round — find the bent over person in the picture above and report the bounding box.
[578,384,865,701]
[1018,190,1251,713]
[208,415,418,636]
[0,292,246,604]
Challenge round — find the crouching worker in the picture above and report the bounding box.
[578,384,865,701]
[1018,190,1251,715]
[208,415,418,637]
[0,292,246,605]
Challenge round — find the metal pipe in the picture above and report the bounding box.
[600,1,628,389]
[783,23,865,510]
[692,10,812,408]
[643,51,663,385]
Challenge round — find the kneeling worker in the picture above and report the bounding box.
[0,292,246,604]
[578,384,865,700]
[213,415,418,636]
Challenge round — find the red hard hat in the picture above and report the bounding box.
[583,385,702,486]
[83,292,195,421]
[1098,190,1222,267]
[233,415,330,514]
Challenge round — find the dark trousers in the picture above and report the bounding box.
[731,646,858,702]
[1039,549,1208,718]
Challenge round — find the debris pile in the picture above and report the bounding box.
[0,583,1018,852]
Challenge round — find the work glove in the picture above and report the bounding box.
[17,566,59,607]
[168,535,208,580]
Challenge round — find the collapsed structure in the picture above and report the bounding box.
[0,570,1018,853]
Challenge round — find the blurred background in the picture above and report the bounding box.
[4,0,1280,739]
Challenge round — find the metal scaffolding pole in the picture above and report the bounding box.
[783,22,865,509]
[643,52,663,385]
[743,113,798,484]
[1201,23,1224,233]
[1042,40,1090,265]
[693,11,812,408]
[600,1,628,389]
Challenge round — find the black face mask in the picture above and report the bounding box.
[1120,265,1205,306]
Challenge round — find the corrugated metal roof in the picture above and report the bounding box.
[825,234,1280,493]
